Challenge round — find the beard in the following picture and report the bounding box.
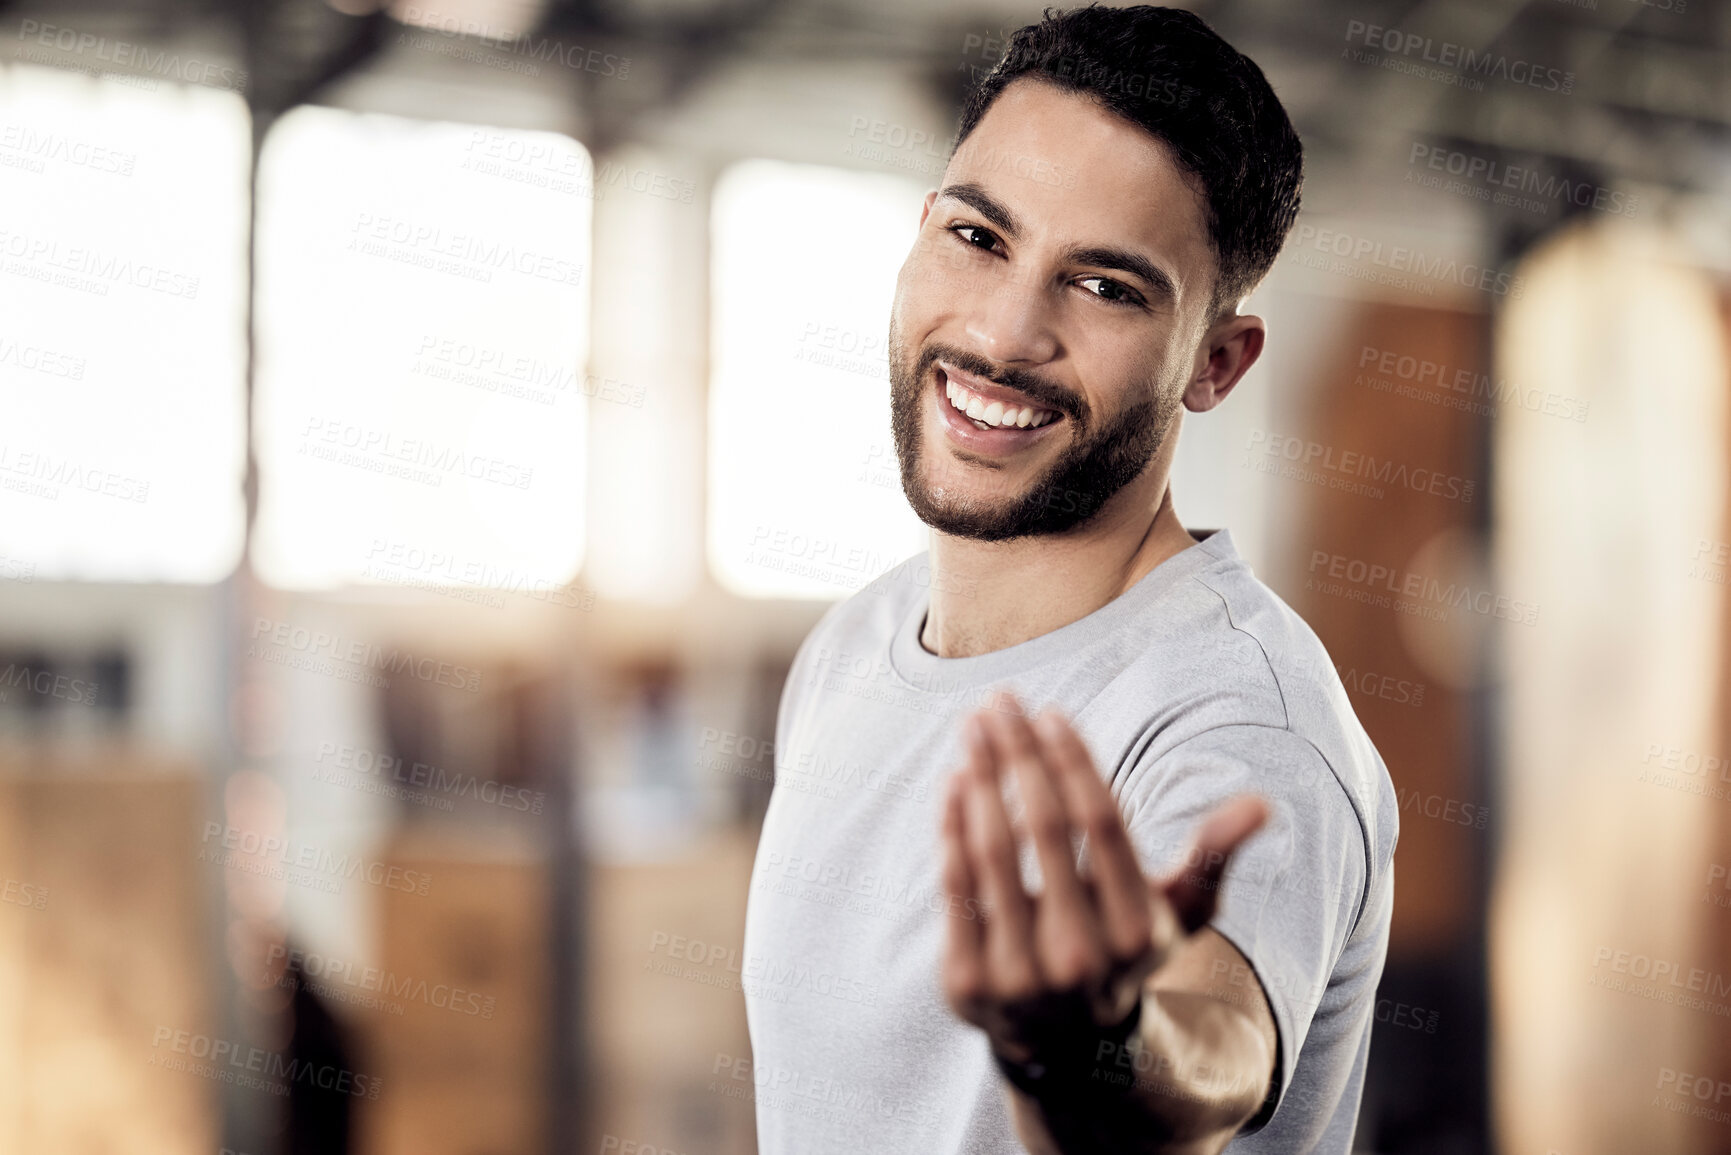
[887,320,1180,542]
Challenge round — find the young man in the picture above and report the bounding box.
[742,6,1397,1153]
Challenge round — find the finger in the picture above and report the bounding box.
[983,704,1104,992]
[983,702,1093,911]
[1162,794,1270,933]
[961,715,1039,1000]
[1144,884,1184,976]
[1033,708,1152,966]
[939,772,986,1015]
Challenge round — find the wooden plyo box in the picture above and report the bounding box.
[356,826,548,1155]
[0,754,215,1155]
[585,826,759,1155]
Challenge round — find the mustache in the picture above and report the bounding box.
[916,342,1083,420]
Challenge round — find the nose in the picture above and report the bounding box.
[962,270,1059,366]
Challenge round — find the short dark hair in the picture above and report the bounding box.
[952,4,1303,316]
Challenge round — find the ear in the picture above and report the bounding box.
[918,188,939,229]
[1182,313,1266,413]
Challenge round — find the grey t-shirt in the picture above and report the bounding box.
[742,527,1398,1153]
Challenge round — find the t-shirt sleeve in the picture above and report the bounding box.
[1114,722,1368,1134]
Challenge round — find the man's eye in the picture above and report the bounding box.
[950,224,999,251]
[1077,275,1142,307]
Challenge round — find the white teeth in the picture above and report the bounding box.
[945,377,1058,429]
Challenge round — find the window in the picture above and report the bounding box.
[707,159,928,599]
[0,64,250,581]
[252,106,591,594]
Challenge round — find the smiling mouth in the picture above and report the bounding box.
[945,377,1061,429]
[936,362,1065,432]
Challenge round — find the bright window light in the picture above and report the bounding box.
[388,0,547,42]
[252,106,590,592]
[707,159,928,600]
[0,64,250,582]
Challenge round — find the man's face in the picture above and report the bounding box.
[888,77,1219,541]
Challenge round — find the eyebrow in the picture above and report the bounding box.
[934,180,1180,306]
[1061,244,1178,305]
[938,181,1022,238]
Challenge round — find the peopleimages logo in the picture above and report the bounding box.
[1356,344,1589,423]
[199,822,433,896]
[1246,429,1476,504]
[0,442,150,504]
[0,332,87,379]
[1287,223,1524,298]
[395,6,630,78]
[266,943,496,1018]
[0,124,136,177]
[1407,143,1638,219]
[1343,19,1574,94]
[249,616,483,693]
[0,661,100,705]
[0,228,202,300]
[1655,1067,1731,1126]
[347,212,585,287]
[0,877,47,910]
[314,740,546,814]
[14,20,249,92]
[1592,946,1731,1001]
[149,1026,381,1098]
[1307,548,1539,626]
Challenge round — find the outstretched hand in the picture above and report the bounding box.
[937,691,1269,1066]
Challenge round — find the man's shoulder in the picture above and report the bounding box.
[1114,536,1350,732]
[1117,541,1398,878]
[1184,537,1339,693]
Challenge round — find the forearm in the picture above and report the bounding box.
[1004,990,1275,1155]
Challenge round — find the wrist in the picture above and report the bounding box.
[991,996,1145,1099]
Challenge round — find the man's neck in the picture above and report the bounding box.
[917,484,1201,659]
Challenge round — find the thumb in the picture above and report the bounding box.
[1159,795,1270,934]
